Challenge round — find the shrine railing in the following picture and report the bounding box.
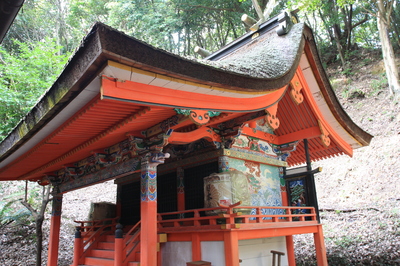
[157,202,317,231]
[72,217,119,265]
[122,221,141,264]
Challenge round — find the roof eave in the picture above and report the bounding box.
[302,25,373,147]
[0,0,25,43]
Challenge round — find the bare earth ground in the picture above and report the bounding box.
[0,50,399,265]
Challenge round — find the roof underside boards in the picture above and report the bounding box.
[0,18,372,182]
[0,96,176,180]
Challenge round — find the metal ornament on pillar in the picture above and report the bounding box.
[218,156,230,172]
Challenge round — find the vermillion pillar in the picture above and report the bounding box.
[140,152,170,266]
[224,231,240,266]
[314,224,328,266]
[47,192,63,266]
[285,235,296,266]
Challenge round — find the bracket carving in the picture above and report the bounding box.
[318,120,331,147]
[290,76,304,104]
[174,109,221,125]
[265,103,280,130]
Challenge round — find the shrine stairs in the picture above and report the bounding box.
[77,233,136,266]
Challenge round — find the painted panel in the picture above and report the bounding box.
[201,241,226,266]
[161,242,192,266]
[228,157,282,209]
[231,134,277,158]
[239,237,288,266]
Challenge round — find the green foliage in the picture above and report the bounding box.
[370,75,388,96]
[0,189,32,228]
[0,38,69,140]
[67,0,256,56]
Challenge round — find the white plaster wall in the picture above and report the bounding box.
[239,237,288,266]
[201,241,226,266]
[161,241,192,266]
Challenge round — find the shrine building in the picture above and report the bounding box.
[0,12,372,266]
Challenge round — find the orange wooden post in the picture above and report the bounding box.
[314,225,328,266]
[191,233,201,261]
[140,152,169,266]
[72,227,83,266]
[114,224,124,266]
[177,167,185,213]
[285,235,296,266]
[224,231,240,266]
[47,193,63,266]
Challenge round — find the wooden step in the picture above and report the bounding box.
[104,234,115,242]
[90,248,114,259]
[128,262,140,266]
[84,256,114,266]
[97,241,114,250]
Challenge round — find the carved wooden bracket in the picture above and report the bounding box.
[265,103,280,130]
[168,127,221,145]
[290,75,304,104]
[174,109,221,125]
[318,120,331,147]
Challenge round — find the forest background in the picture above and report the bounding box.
[0,0,399,265]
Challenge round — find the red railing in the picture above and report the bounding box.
[157,202,317,231]
[72,217,119,265]
[122,221,141,264]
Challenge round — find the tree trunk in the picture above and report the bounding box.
[377,6,400,96]
[333,24,346,68]
[36,216,44,266]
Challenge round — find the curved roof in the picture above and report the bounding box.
[0,17,372,182]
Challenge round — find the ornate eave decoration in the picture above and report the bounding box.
[174,109,221,125]
[265,103,280,130]
[318,120,331,147]
[290,74,304,105]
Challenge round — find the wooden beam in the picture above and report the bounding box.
[240,125,322,145]
[168,127,221,145]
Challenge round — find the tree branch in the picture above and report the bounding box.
[252,0,265,21]
[20,200,38,219]
[351,14,369,29]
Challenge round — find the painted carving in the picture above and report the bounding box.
[59,157,141,192]
[218,156,230,172]
[272,141,299,161]
[231,134,277,158]
[216,110,265,131]
[265,103,280,130]
[318,120,331,147]
[290,79,304,104]
[51,194,63,216]
[174,108,221,125]
[144,115,181,137]
[140,152,170,202]
[54,132,171,191]
[164,139,217,159]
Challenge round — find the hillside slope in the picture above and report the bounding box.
[294,50,400,265]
